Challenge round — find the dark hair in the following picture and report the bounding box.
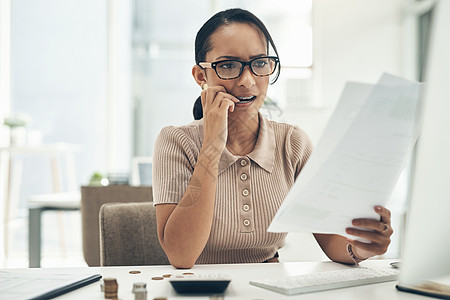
[193,8,280,120]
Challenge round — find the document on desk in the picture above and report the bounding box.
[269,74,422,239]
[0,270,101,300]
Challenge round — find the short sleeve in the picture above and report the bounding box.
[288,126,314,179]
[152,126,198,205]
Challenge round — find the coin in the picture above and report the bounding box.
[153,298,167,300]
[162,274,172,278]
[182,272,194,275]
[129,270,141,274]
[151,276,164,280]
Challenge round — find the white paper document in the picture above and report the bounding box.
[0,270,101,299]
[268,74,422,238]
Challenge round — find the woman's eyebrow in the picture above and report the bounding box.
[250,54,268,59]
[214,54,267,61]
[214,55,241,60]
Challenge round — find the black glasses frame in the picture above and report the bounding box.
[198,56,280,80]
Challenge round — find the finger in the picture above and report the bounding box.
[218,98,236,113]
[375,206,391,224]
[204,86,234,109]
[346,227,385,243]
[217,91,239,103]
[204,84,240,103]
[201,90,207,109]
[353,219,393,235]
[347,237,390,255]
[203,85,224,108]
[352,218,387,232]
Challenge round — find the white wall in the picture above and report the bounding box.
[316,0,406,107]
[283,0,407,145]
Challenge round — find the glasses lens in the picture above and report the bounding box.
[251,57,277,76]
[216,61,242,79]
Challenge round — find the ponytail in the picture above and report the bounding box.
[193,96,203,120]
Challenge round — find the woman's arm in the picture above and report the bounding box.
[314,206,393,264]
[156,85,238,269]
[156,146,221,269]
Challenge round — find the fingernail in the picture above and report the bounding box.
[375,206,382,212]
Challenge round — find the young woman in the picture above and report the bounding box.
[153,8,393,269]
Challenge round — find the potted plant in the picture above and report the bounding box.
[3,112,32,146]
[88,171,110,186]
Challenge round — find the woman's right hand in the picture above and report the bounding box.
[200,84,239,151]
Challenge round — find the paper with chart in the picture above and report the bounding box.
[268,74,422,239]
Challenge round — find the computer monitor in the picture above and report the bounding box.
[130,156,153,186]
[396,0,450,297]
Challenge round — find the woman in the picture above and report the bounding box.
[153,8,393,269]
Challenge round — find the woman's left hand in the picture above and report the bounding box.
[345,206,393,259]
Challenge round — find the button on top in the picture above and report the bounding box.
[240,173,248,181]
[240,159,248,167]
[242,189,249,196]
[243,204,250,211]
[243,219,251,226]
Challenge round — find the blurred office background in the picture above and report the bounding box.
[0,0,433,267]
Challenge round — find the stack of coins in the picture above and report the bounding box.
[133,287,147,300]
[103,278,118,299]
[132,282,147,293]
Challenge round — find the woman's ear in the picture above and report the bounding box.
[192,65,207,87]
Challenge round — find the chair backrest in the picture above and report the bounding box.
[99,202,170,266]
[81,186,153,266]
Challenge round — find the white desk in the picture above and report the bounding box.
[3,259,425,299]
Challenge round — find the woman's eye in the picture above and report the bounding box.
[253,60,267,68]
[218,62,238,69]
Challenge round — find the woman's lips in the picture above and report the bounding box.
[236,96,256,104]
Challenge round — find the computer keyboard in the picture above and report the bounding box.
[249,266,399,295]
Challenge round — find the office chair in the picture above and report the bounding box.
[99,202,170,266]
[81,185,153,266]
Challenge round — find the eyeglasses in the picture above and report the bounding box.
[198,56,279,80]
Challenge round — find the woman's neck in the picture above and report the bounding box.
[226,112,260,156]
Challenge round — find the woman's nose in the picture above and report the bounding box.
[237,65,256,88]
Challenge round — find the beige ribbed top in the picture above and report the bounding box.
[152,115,313,264]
